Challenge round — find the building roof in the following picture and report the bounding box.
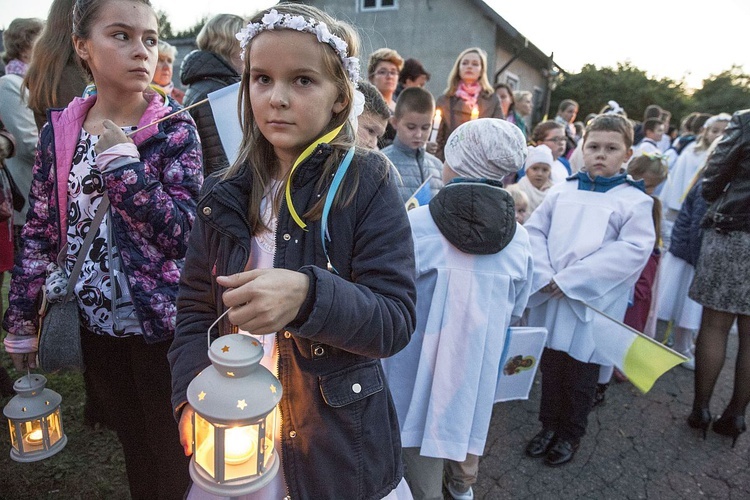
[469,0,564,74]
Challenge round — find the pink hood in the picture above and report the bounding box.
[48,91,171,245]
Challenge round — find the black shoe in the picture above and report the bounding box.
[712,413,746,448]
[592,383,608,407]
[525,429,556,458]
[687,408,712,440]
[544,439,578,467]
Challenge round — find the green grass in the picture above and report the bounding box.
[1,274,129,499]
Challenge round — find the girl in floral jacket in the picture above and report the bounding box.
[2,1,201,497]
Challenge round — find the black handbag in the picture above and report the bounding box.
[38,196,110,372]
[4,167,24,212]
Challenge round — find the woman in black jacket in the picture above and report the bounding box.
[180,13,244,177]
[687,109,750,447]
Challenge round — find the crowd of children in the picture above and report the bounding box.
[1,1,748,499]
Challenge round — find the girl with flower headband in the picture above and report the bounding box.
[168,3,416,499]
[3,0,201,497]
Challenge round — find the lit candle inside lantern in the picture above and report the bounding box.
[224,426,256,465]
[25,428,44,445]
[428,109,442,143]
[470,105,479,120]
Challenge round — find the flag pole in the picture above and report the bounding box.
[583,302,688,361]
[124,97,210,137]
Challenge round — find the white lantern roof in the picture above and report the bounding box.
[187,334,282,424]
[3,374,62,420]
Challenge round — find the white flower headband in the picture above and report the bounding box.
[604,100,625,115]
[236,9,361,85]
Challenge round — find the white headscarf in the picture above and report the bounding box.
[445,118,527,179]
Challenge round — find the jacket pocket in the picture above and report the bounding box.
[319,361,384,408]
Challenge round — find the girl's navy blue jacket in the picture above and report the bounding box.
[168,145,417,500]
[669,179,708,267]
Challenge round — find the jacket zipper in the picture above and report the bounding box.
[208,190,289,493]
[275,192,290,499]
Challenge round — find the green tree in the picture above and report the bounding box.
[157,10,173,39]
[551,62,689,125]
[691,66,750,115]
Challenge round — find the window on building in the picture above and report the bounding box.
[361,0,398,11]
[504,72,519,91]
[532,87,544,122]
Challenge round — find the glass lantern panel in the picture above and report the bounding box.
[263,410,276,470]
[194,413,216,478]
[45,409,63,445]
[8,419,19,451]
[20,419,45,453]
[223,423,259,481]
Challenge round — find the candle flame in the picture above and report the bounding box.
[26,428,44,444]
[470,106,479,120]
[224,426,255,465]
[429,109,443,143]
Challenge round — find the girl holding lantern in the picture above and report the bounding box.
[3,0,201,497]
[433,47,504,160]
[168,3,417,499]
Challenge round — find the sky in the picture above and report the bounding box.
[2,0,749,90]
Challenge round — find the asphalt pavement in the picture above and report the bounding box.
[470,330,749,499]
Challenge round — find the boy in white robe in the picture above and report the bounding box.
[382,119,533,500]
[523,114,655,467]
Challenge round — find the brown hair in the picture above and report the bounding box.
[494,83,515,107]
[228,3,363,235]
[643,104,663,121]
[2,18,44,64]
[530,120,564,145]
[444,47,494,96]
[583,114,634,149]
[398,58,429,85]
[24,0,85,116]
[627,155,668,184]
[557,99,578,115]
[642,118,664,135]
[394,87,435,119]
[358,80,390,121]
[196,14,245,65]
[367,48,404,78]
[72,0,156,78]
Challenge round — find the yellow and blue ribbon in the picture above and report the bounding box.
[285,124,345,230]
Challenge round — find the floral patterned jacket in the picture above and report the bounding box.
[3,92,203,344]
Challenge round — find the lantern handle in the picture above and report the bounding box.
[208,308,233,350]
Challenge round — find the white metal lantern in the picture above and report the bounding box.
[187,333,282,496]
[4,374,67,462]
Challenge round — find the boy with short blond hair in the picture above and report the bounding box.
[381,87,444,203]
[523,114,655,467]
